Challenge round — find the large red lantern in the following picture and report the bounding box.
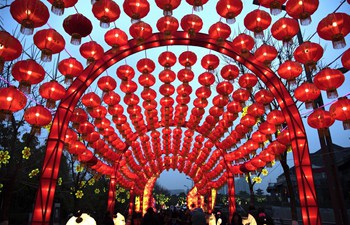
[58,57,84,84]
[104,28,128,49]
[186,0,208,11]
[97,76,117,93]
[79,41,104,65]
[317,13,350,49]
[208,22,231,45]
[341,48,350,69]
[277,60,303,85]
[63,13,93,45]
[201,54,220,71]
[129,21,153,43]
[0,86,27,120]
[181,14,203,37]
[307,109,335,129]
[47,0,78,15]
[216,0,243,24]
[254,44,278,67]
[0,31,22,73]
[123,0,150,23]
[286,0,319,25]
[329,97,350,130]
[238,73,258,92]
[244,9,271,39]
[158,51,177,69]
[232,33,255,57]
[220,64,239,81]
[24,105,52,134]
[10,0,49,35]
[11,59,45,93]
[294,82,320,109]
[313,68,345,99]
[92,0,120,28]
[155,0,181,15]
[39,81,66,109]
[258,0,287,15]
[271,18,300,46]
[293,41,323,72]
[33,28,65,62]
[156,16,179,36]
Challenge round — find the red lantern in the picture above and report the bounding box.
[79,41,104,65]
[269,141,287,155]
[177,69,194,83]
[341,48,350,69]
[259,121,277,140]
[24,105,52,134]
[158,51,177,69]
[78,121,95,136]
[81,92,101,111]
[92,0,120,28]
[266,109,285,128]
[313,68,345,99]
[103,91,120,106]
[277,128,291,146]
[186,0,208,11]
[329,97,350,130]
[271,18,300,46]
[198,72,215,86]
[244,9,271,39]
[201,54,220,71]
[238,73,258,92]
[137,58,156,74]
[254,44,277,67]
[39,81,66,109]
[307,109,335,129]
[258,0,287,15]
[317,13,350,49]
[58,57,84,84]
[120,80,138,94]
[68,141,86,155]
[47,0,78,15]
[277,60,303,85]
[220,64,239,81]
[104,28,128,49]
[294,82,320,109]
[156,16,179,36]
[97,76,117,93]
[89,105,107,119]
[0,31,22,73]
[293,41,323,72]
[255,89,274,108]
[179,51,197,69]
[227,100,242,115]
[129,21,152,43]
[208,22,231,45]
[216,0,243,24]
[70,108,88,128]
[117,64,135,80]
[155,0,181,15]
[0,86,27,120]
[63,13,93,45]
[11,59,45,93]
[10,0,49,35]
[232,88,250,106]
[241,114,256,128]
[247,102,265,118]
[139,74,156,87]
[232,33,254,57]
[123,0,150,23]
[216,81,234,96]
[33,28,65,62]
[286,0,319,25]
[181,14,203,37]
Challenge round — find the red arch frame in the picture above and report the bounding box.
[31,31,321,225]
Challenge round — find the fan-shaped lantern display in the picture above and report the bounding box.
[238,73,258,92]
[179,51,197,69]
[330,97,350,130]
[232,33,255,57]
[181,14,203,37]
[97,76,117,93]
[201,54,220,71]
[294,82,321,109]
[33,28,65,62]
[254,44,278,67]
[0,31,22,73]
[307,109,335,130]
[156,16,179,37]
[271,17,300,46]
[186,0,208,12]
[129,21,153,43]
[258,0,287,15]
[63,13,93,45]
[79,41,104,65]
[117,64,135,80]
[24,105,52,134]
[220,64,239,81]
[10,0,50,35]
[104,28,128,49]
[313,68,345,99]
[244,9,271,39]
[293,41,323,72]
[58,57,84,84]
[92,0,120,28]
[123,0,150,23]
[47,0,78,15]
[0,86,27,120]
[39,81,66,109]
[11,59,45,93]
[286,0,319,25]
[317,13,350,49]
[341,48,350,69]
[155,0,181,15]
[216,0,243,24]
[277,60,303,85]
[158,51,177,69]
[137,58,156,74]
[208,21,231,45]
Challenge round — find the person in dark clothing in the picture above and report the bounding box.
[102,211,114,225]
[141,207,160,225]
[190,205,206,225]
[231,212,243,225]
[256,208,274,225]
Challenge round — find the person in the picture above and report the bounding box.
[141,207,160,225]
[113,213,126,225]
[242,205,257,225]
[256,208,274,225]
[190,204,206,225]
[102,211,114,225]
[231,212,243,225]
[215,210,227,225]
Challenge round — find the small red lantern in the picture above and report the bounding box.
[47,0,78,15]
[181,14,203,37]
[24,105,52,134]
[198,72,215,86]
[244,9,271,39]
[238,73,258,92]
[179,51,197,69]
[63,13,93,45]
[158,51,177,69]
[58,57,84,84]
[33,28,65,62]
[129,21,153,43]
[307,109,335,129]
[0,31,22,73]
[241,114,256,128]
[97,76,117,93]
[227,100,242,115]
[11,59,45,93]
[216,0,243,24]
[10,0,49,35]
[68,141,86,155]
[277,60,303,85]
[177,69,194,83]
[247,102,265,118]
[81,92,101,112]
[156,16,179,36]
[341,48,350,69]
[216,81,234,96]
[259,121,277,140]
[220,64,239,81]
[293,41,323,72]
[70,108,88,129]
[137,58,156,74]
[89,105,107,120]
[277,128,291,146]
[313,68,345,99]
[201,54,220,71]
[232,88,250,106]
[39,80,66,109]
[117,64,135,80]
[121,81,138,94]
[267,109,285,129]
[138,74,156,87]
[103,91,120,106]
[92,0,120,28]
[232,33,254,58]
[254,44,278,67]
[294,82,321,109]
[255,89,274,110]
[78,121,95,136]
[329,97,350,130]
[317,13,350,49]
[269,141,287,155]
[155,0,181,15]
[258,0,287,15]
[79,41,104,65]
[186,0,208,11]
[286,0,319,25]
[0,86,27,120]
[123,0,150,23]
[271,17,300,46]
[208,21,231,45]
[104,28,128,49]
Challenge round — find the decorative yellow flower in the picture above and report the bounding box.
[22,147,31,159]
[119,187,125,192]
[121,199,125,203]
[117,198,121,202]
[253,176,262,184]
[241,106,248,117]
[103,187,106,193]
[271,160,276,166]
[79,181,86,188]
[261,169,268,176]
[0,183,3,192]
[58,177,62,186]
[0,150,10,167]
[76,164,84,172]
[75,190,84,199]
[287,146,292,153]
[88,178,95,186]
[29,168,40,178]
[95,188,100,194]
[44,122,52,132]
